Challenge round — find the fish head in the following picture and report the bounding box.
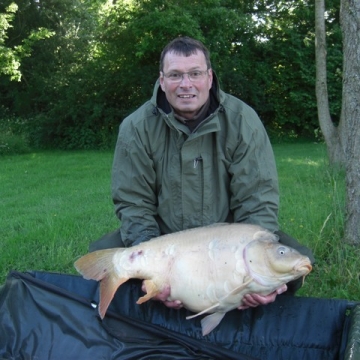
[244,239,312,286]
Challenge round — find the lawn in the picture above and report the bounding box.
[1,143,359,301]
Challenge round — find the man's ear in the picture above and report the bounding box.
[207,68,213,90]
[159,73,165,91]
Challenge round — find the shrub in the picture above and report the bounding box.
[0,114,31,155]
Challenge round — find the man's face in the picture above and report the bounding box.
[159,50,213,120]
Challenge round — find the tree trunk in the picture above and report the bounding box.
[341,0,360,244]
[314,0,346,165]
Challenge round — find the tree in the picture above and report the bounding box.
[315,0,360,244]
[0,3,22,80]
[340,0,360,244]
[0,3,53,81]
[315,0,345,164]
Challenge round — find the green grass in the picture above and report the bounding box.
[0,151,119,278]
[1,144,359,301]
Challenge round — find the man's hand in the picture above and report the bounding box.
[141,281,287,310]
[238,284,287,310]
[141,282,183,309]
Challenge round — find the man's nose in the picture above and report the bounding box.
[180,74,192,86]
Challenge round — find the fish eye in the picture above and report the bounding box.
[278,246,287,255]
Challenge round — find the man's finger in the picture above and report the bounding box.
[163,300,183,309]
[239,284,288,309]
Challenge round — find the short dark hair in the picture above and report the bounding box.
[159,37,211,71]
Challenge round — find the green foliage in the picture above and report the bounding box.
[0,3,21,80]
[14,27,55,58]
[0,0,343,149]
[0,132,30,155]
[0,3,54,81]
[0,108,31,154]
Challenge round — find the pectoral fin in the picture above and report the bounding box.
[136,279,161,304]
[227,277,253,296]
[201,312,226,336]
[186,302,221,320]
[186,278,254,321]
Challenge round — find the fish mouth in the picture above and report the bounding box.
[293,260,312,286]
[294,260,312,274]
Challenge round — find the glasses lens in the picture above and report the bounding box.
[168,73,182,81]
[165,70,207,82]
[189,71,205,81]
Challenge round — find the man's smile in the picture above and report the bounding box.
[178,94,196,98]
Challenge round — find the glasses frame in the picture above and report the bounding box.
[161,69,209,83]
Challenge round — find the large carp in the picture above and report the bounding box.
[75,223,312,335]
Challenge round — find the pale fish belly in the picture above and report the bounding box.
[166,237,249,313]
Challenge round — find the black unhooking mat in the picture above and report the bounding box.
[0,271,360,360]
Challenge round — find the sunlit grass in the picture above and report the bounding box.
[1,144,359,302]
[0,151,118,278]
[273,143,358,300]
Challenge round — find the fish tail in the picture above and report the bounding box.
[74,248,129,319]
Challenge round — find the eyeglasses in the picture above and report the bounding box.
[161,69,209,83]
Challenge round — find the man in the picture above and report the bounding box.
[91,36,314,309]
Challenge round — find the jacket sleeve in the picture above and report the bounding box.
[111,117,161,247]
[229,105,279,232]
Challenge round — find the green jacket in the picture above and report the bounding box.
[112,76,279,247]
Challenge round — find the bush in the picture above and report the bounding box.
[0,133,30,155]
[0,114,31,155]
[26,112,119,150]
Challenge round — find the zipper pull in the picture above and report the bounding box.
[193,156,203,168]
